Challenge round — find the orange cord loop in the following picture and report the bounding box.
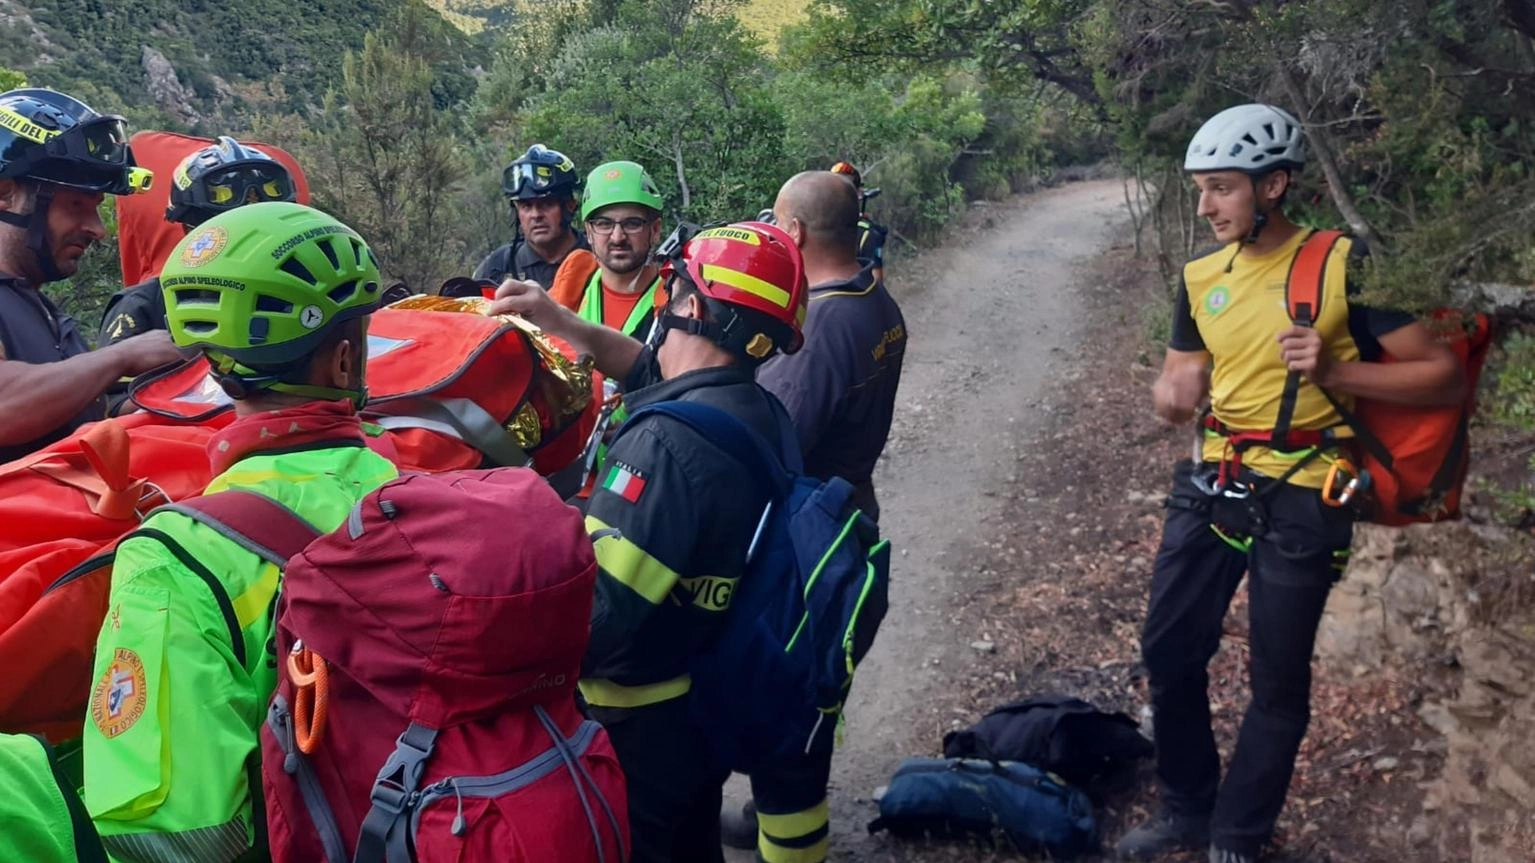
[287,641,330,755]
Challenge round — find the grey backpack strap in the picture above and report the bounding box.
[153,489,321,566]
[354,723,439,863]
[268,696,349,863]
[368,397,531,468]
[533,706,627,863]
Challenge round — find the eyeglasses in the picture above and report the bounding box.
[586,216,654,236]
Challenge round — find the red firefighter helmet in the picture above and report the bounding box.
[829,160,862,187]
[659,221,808,358]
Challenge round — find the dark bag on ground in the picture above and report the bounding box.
[868,757,1097,858]
[942,695,1152,792]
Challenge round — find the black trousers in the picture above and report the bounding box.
[590,696,730,863]
[1142,461,1353,857]
[743,718,838,863]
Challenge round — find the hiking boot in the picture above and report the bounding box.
[1210,846,1257,863]
[720,800,758,851]
[1113,811,1211,860]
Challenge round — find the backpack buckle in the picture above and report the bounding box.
[369,723,439,814]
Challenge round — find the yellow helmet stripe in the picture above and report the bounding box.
[700,263,790,310]
[0,108,57,145]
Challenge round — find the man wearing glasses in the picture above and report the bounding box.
[0,88,180,460]
[563,160,668,340]
[99,136,299,349]
[474,144,589,290]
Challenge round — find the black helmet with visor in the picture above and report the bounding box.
[501,144,581,202]
[0,88,151,282]
[166,136,296,227]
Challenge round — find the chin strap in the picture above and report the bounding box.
[0,184,64,283]
[1243,206,1269,245]
[658,312,725,343]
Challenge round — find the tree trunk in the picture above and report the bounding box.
[1275,64,1384,249]
[671,129,691,211]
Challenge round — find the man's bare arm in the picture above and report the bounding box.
[1278,321,1464,407]
[1152,348,1212,425]
[0,331,181,446]
[490,279,645,381]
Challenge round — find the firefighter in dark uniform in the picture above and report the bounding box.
[829,161,888,283]
[721,170,908,863]
[472,144,589,289]
[490,221,810,863]
[0,87,179,460]
[98,136,298,348]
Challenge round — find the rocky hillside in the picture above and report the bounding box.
[0,0,474,127]
[1319,522,1535,862]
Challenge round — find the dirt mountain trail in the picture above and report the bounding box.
[722,179,1132,861]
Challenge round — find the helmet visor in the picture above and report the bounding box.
[48,116,132,168]
[202,162,294,207]
[502,161,567,199]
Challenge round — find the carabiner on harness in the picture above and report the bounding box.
[1322,457,1372,508]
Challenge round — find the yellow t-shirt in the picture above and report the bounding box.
[1175,230,1363,488]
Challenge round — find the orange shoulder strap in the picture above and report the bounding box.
[548,249,600,313]
[1284,229,1345,326]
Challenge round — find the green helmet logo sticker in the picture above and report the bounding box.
[1205,286,1231,315]
[299,305,325,329]
[181,226,228,268]
[605,168,622,180]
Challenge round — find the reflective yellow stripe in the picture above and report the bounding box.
[0,107,56,144]
[700,263,791,309]
[207,470,321,491]
[758,798,830,863]
[578,675,690,708]
[229,561,281,630]
[586,515,678,605]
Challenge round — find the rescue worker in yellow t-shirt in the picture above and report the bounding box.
[1114,104,1465,863]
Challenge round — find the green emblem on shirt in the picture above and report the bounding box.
[1205,285,1231,315]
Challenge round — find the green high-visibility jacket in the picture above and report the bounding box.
[83,442,397,863]
[580,270,663,481]
[0,733,107,862]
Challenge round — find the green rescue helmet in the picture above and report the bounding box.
[580,160,664,223]
[161,201,381,401]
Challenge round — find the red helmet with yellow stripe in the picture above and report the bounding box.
[829,160,862,187]
[660,221,808,358]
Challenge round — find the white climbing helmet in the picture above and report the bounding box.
[1184,104,1307,174]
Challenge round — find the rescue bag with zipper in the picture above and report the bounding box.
[614,400,891,773]
[128,301,598,485]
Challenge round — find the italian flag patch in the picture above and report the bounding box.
[602,463,648,503]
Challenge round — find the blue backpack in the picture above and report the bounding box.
[869,758,1098,859]
[618,400,891,773]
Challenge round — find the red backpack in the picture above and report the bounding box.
[1287,230,1493,524]
[256,469,627,863]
